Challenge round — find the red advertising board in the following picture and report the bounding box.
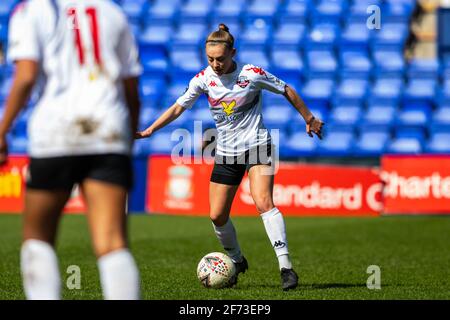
[146,156,382,217]
[0,156,86,214]
[381,155,450,214]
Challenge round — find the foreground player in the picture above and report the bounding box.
[0,0,141,299]
[137,24,324,290]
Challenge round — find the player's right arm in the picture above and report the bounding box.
[135,103,186,139]
[136,74,205,139]
[0,2,40,165]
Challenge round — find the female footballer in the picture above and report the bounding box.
[0,0,141,299]
[137,24,324,290]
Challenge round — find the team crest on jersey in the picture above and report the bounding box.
[236,76,250,88]
[221,100,236,116]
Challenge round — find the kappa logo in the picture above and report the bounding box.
[209,81,218,87]
[246,67,267,78]
[221,100,236,116]
[236,76,250,88]
[273,240,286,249]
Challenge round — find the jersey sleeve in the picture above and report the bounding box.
[176,76,204,110]
[250,67,286,94]
[118,22,143,78]
[7,3,42,63]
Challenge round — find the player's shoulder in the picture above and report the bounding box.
[192,66,213,83]
[240,63,268,78]
[97,0,128,23]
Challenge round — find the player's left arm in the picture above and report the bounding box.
[0,60,39,165]
[283,85,324,139]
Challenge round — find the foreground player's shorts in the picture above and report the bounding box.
[27,154,133,191]
[210,144,274,186]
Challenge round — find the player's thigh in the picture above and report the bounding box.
[248,164,275,213]
[209,181,239,225]
[81,179,128,257]
[23,189,71,244]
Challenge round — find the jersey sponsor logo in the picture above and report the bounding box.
[209,81,218,87]
[236,76,250,88]
[246,67,268,78]
[220,100,236,116]
[273,240,286,249]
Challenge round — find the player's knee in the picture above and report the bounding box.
[253,195,274,214]
[210,212,228,227]
[93,239,127,258]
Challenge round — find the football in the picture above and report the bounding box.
[196,252,236,289]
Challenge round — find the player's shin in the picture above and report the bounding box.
[212,219,243,263]
[97,248,140,300]
[261,207,293,270]
[20,239,61,300]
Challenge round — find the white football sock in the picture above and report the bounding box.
[261,207,293,270]
[20,239,61,300]
[213,219,243,263]
[97,248,140,300]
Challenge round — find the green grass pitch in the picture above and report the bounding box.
[0,214,449,300]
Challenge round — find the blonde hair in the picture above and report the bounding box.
[205,24,235,49]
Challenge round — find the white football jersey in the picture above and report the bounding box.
[176,63,286,157]
[7,0,142,157]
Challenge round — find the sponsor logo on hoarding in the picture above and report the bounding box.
[164,165,194,210]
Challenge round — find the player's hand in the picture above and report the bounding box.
[0,135,8,166]
[135,128,153,139]
[306,116,325,140]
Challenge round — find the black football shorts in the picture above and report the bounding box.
[26,154,133,191]
[210,144,275,186]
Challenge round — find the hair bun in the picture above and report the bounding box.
[218,23,229,33]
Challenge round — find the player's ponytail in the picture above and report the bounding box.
[206,24,234,49]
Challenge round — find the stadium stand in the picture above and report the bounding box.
[0,0,448,158]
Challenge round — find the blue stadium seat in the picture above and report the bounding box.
[171,22,208,48]
[305,50,337,79]
[382,0,415,23]
[371,23,409,51]
[435,79,450,105]
[369,77,404,104]
[270,48,304,78]
[282,131,318,157]
[372,49,405,77]
[139,25,173,52]
[170,47,202,73]
[191,106,216,129]
[244,0,279,23]
[333,79,369,105]
[213,0,247,20]
[179,0,213,23]
[121,0,148,25]
[407,58,440,80]
[361,104,397,129]
[140,76,167,104]
[264,105,293,131]
[143,0,181,26]
[311,0,347,25]
[240,19,272,48]
[431,104,450,127]
[147,132,180,155]
[305,23,340,50]
[9,137,27,154]
[138,107,159,131]
[386,127,425,154]
[354,129,390,156]
[426,132,450,153]
[301,79,335,109]
[339,23,371,51]
[139,47,168,73]
[277,0,311,23]
[316,127,355,156]
[403,79,437,108]
[272,22,307,48]
[339,50,372,79]
[396,105,431,129]
[328,104,362,127]
[238,49,269,70]
[348,0,382,23]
